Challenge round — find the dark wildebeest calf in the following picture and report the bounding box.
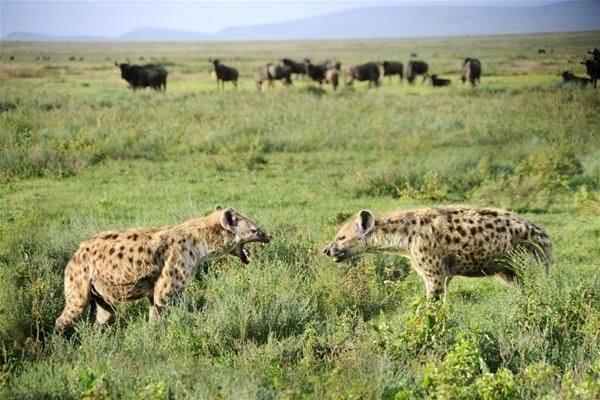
[407,60,429,84]
[345,62,382,88]
[305,60,339,90]
[281,58,307,77]
[115,63,168,92]
[461,58,482,86]
[560,71,591,88]
[430,74,451,87]
[210,59,239,90]
[581,59,600,89]
[255,63,293,91]
[381,61,404,83]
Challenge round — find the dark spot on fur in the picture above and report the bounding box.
[128,257,133,263]
[189,251,194,257]
[484,223,494,229]
[496,226,507,233]
[481,210,498,217]
[456,226,467,236]
[453,237,460,244]
[118,252,123,259]
[113,264,118,269]
[470,227,477,235]
[132,234,138,241]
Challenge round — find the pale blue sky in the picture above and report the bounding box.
[1,0,557,38]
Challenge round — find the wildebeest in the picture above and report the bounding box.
[461,58,482,86]
[538,49,546,54]
[255,63,293,91]
[305,59,327,83]
[560,71,591,88]
[115,62,168,92]
[69,56,76,61]
[325,68,339,90]
[406,60,429,84]
[345,62,382,88]
[9,56,14,61]
[430,74,451,87]
[281,58,307,76]
[210,59,239,89]
[381,61,404,83]
[588,48,600,62]
[410,53,418,58]
[580,59,599,89]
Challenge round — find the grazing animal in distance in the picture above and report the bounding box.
[345,62,382,88]
[431,74,451,87]
[406,60,429,84]
[255,63,293,91]
[588,48,600,62]
[323,206,552,300]
[281,58,307,76]
[55,206,272,331]
[325,68,339,90]
[115,62,168,92]
[305,59,327,84]
[461,58,482,86]
[580,59,599,88]
[538,49,546,54]
[381,61,404,83]
[560,71,591,88]
[210,59,239,90]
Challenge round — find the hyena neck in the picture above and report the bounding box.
[365,213,418,254]
[167,218,235,261]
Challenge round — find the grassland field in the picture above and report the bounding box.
[0,31,599,399]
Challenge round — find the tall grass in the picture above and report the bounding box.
[1,33,599,398]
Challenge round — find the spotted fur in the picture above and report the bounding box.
[323,205,552,299]
[55,207,270,330]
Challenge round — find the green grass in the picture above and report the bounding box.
[1,32,599,399]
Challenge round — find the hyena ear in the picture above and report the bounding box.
[214,204,223,210]
[220,208,238,232]
[357,210,375,237]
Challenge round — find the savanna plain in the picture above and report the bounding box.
[0,32,599,399]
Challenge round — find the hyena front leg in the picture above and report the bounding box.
[150,251,196,322]
[411,252,451,300]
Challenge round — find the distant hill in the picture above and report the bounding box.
[117,27,212,42]
[216,1,600,40]
[3,1,599,42]
[2,31,108,42]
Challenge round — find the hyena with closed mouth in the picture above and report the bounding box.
[55,206,271,331]
[323,205,552,299]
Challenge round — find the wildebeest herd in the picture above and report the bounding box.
[110,48,599,92]
[114,56,481,92]
[560,47,600,89]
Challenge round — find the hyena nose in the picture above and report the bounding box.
[322,245,331,256]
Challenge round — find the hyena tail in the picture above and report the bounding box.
[55,258,92,332]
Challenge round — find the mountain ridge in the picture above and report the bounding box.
[3,1,599,42]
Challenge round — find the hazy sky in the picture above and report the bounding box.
[1,0,558,38]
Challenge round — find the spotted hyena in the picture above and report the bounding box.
[55,206,271,330]
[323,205,552,299]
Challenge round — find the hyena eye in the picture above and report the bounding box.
[337,235,346,241]
[251,228,258,234]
